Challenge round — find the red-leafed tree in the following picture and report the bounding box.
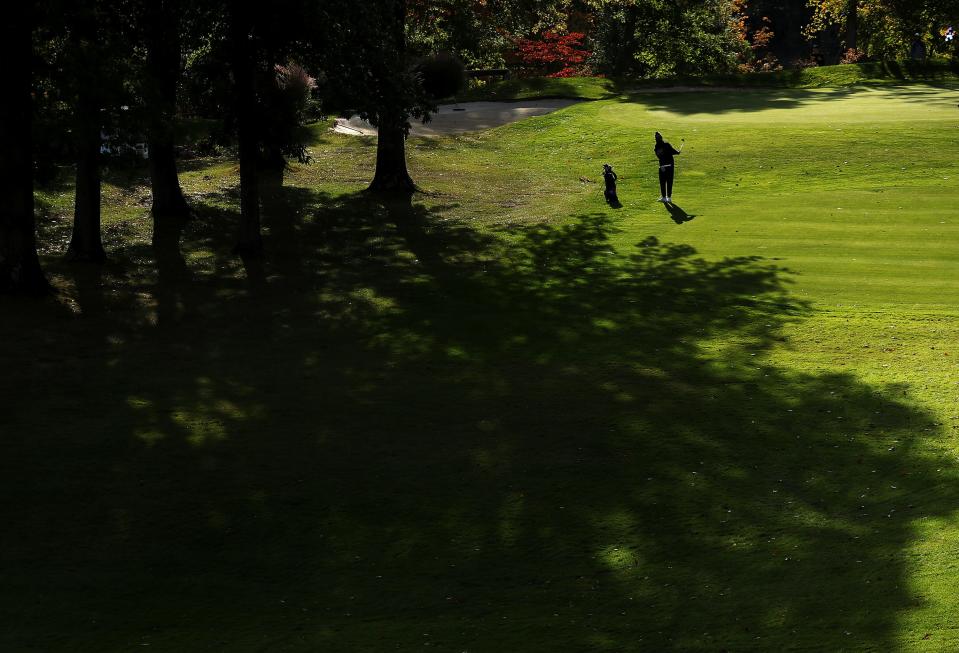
[513,31,591,77]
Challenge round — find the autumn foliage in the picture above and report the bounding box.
[730,0,781,72]
[513,31,591,78]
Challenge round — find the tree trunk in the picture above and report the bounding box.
[368,0,416,195]
[820,23,842,65]
[846,0,858,52]
[67,88,107,262]
[260,51,287,176]
[152,212,189,327]
[149,139,189,216]
[230,4,263,257]
[0,6,48,294]
[146,0,190,219]
[369,112,417,194]
[615,6,639,77]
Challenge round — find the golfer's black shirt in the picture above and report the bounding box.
[655,142,680,166]
[603,170,617,189]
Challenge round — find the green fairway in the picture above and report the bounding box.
[6,74,959,651]
[443,83,959,310]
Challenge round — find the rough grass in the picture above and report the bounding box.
[4,79,959,651]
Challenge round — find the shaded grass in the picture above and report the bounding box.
[5,81,959,651]
[6,199,954,652]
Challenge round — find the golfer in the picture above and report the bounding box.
[654,132,682,203]
[602,163,618,205]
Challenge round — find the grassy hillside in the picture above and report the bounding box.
[457,60,959,101]
[5,80,959,651]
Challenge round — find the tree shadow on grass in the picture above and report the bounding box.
[2,188,957,651]
[624,80,957,116]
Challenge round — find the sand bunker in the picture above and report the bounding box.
[332,99,584,137]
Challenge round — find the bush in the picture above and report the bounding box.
[274,63,317,118]
[840,48,868,64]
[259,62,319,170]
[513,31,591,78]
[416,52,466,99]
[793,56,820,69]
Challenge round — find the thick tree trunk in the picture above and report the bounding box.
[820,23,842,65]
[260,51,287,176]
[231,5,262,257]
[369,112,416,194]
[149,141,189,216]
[146,0,190,219]
[67,89,107,262]
[368,0,416,195]
[846,0,858,52]
[0,7,48,294]
[152,212,189,327]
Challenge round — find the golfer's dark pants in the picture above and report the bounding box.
[659,165,674,197]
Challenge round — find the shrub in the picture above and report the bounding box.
[274,62,318,122]
[416,52,466,100]
[840,48,868,64]
[513,31,591,78]
[793,56,821,69]
[259,62,319,170]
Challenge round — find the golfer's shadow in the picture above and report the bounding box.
[665,202,696,224]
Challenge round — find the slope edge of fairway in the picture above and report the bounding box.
[459,60,959,101]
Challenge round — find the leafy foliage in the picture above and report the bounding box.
[732,0,783,71]
[258,63,319,168]
[591,0,749,78]
[804,0,959,61]
[415,52,467,99]
[513,31,592,77]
